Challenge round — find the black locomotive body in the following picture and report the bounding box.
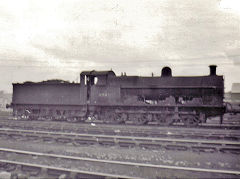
[9,65,225,126]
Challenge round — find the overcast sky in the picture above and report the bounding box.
[0,0,240,92]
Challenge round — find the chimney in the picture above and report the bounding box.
[209,65,217,76]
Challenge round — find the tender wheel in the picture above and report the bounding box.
[44,116,53,121]
[155,114,174,126]
[182,114,199,127]
[155,114,166,125]
[114,113,126,124]
[133,114,148,125]
[100,110,115,123]
[67,117,79,122]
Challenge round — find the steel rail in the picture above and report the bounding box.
[0,118,240,132]
[0,159,139,179]
[0,128,239,146]
[0,148,239,175]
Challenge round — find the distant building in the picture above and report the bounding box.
[232,83,240,93]
[230,83,240,103]
[0,91,12,111]
[224,92,231,102]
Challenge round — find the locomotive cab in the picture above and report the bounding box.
[80,70,118,104]
[80,70,116,86]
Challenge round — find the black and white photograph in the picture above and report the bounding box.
[0,0,240,178]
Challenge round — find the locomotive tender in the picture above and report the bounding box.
[8,65,225,126]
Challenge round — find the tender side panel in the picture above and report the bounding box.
[13,83,82,105]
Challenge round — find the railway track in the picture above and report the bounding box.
[0,148,239,179]
[1,116,240,129]
[0,160,133,179]
[0,119,239,142]
[0,128,239,154]
[1,117,240,132]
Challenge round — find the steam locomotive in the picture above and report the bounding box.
[7,65,225,126]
